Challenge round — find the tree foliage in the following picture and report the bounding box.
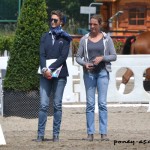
[4,0,49,91]
[0,35,14,54]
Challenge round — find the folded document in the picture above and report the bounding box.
[38,59,62,78]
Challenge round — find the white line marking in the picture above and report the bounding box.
[62,104,149,108]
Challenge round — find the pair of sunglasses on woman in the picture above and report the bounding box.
[50,18,58,23]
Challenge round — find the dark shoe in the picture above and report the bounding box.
[84,134,94,141]
[35,136,44,142]
[53,135,59,142]
[101,134,109,141]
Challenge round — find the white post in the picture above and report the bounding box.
[0,125,6,145]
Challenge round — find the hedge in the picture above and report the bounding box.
[4,0,49,91]
[0,35,14,55]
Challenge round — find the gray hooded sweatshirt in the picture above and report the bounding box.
[76,31,117,72]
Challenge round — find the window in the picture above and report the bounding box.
[129,7,146,25]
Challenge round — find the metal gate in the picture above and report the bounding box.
[0,0,22,23]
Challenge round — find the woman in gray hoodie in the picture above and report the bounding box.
[76,14,117,141]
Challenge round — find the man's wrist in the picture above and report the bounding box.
[42,67,52,74]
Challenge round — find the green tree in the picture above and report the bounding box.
[4,0,49,91]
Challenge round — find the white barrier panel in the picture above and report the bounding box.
[108,55,150,102]
[0,57,79,103]
[79,55,150,103]
[62,58,79,102]
[1,56,150,103]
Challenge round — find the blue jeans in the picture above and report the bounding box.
[38,76,67,137]
[84,69,109,135]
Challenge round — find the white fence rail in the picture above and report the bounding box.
[0,55,150,113]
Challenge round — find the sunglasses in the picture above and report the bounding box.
[50,18,58,23]
[89,23,99,26]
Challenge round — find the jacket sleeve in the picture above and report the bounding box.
[103,37,117,62]
[76,38,87,66]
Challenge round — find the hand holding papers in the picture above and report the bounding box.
[38,59,62,78]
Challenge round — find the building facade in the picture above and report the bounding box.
[96,0,150,36]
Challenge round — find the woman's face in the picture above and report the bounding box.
[89,18,100,34]
[50,14,61,28]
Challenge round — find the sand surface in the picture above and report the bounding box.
[1,105,150,150]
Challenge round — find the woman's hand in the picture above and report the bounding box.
[85,63,94,70]
[92,56,103,65]
[43,70,52,79]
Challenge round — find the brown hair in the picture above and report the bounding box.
[90,14,103,25]
[51,10,65,26]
